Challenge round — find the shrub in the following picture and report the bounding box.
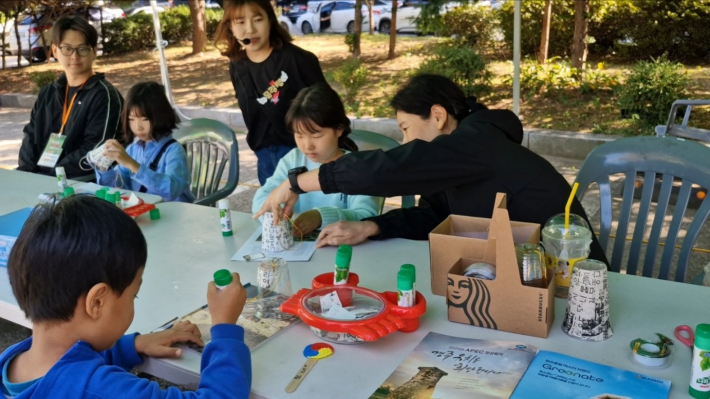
[440,4,498,49]
[29,71,58,94]
[206,8,224,39]
[417,41,492,98]
[102,13,155,54]
[332,58,368,107]
[618,54,690,126]
[103,6,224,55]
[344,33,355,53]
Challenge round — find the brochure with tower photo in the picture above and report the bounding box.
[370,332,671,399]
[369,332,538,399]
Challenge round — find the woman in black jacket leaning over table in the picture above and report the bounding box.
[255,74,609,267]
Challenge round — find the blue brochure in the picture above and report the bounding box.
[511,350,671,399]
[0,208,33,268]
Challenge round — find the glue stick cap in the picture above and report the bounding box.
[397,271,413,291]
[104,192,115,203]
[149,208,161,220]
[696,324,710,349]
[214,269,233,287]
[62,187,75,197]
[335,245,352,268]
[95,189,106,200]
[218,198,230,209]
[400,264,416,283]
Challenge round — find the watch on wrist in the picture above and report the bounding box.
[288,166,308,194]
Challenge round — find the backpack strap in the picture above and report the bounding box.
[139,139,178,193]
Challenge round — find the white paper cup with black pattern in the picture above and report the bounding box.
[561,259,613,341]
[261,212,294,253]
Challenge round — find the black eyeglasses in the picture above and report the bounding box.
[58,45,93,57]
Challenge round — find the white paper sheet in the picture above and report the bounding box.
[231,224,318,262]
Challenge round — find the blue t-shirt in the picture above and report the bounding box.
[1,353,40,398]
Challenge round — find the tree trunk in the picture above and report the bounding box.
[367,0,374,35]
[1,18,6,69]
[538,0,552,64]
[387,0,397,59]
[100,6,105,56]
[353,0,363,58]
[13,5,22,67]
[571,0,589,69]
[189,0,207,55]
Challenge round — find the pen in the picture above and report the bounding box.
[153,316,178,332]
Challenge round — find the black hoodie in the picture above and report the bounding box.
[17,73,123,178]
[318,108,609,266]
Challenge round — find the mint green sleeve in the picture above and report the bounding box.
[251,150,297,215]
[316,194,383,228]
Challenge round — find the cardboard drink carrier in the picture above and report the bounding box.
[428,193,555,338]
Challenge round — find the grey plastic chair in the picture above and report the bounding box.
[655,99,710,143]
[349,129,415,209]
[574,135,710,282]
[172,118,239,206]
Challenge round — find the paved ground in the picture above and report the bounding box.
[1,106,708,387]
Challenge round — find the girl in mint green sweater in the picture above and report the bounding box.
[252,84,382,235]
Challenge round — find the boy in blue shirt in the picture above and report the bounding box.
[0,196,251,398]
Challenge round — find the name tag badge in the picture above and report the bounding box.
[37,133,66,168]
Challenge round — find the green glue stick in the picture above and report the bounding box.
[400,264,416,294]
[55,166,67,191]
[397,271,414,307]
[218,199,233,237]
[214,269,233,292]
[62,187,75,197]
[690,323,710,398]
[334,245,352,285]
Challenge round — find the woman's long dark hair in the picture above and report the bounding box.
[390,74,487,122]
[215,0,292,61]
[285,84,358,152]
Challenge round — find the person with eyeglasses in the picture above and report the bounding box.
[17,15,123,180]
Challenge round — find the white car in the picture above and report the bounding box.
[126,6,166,17]
[378,0,455,34]
[297,0,373,34]
[5,14,53,62]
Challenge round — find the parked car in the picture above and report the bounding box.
[6,14,53,62]
[125,6,166,16]
[296,0,372,34]
[378,0,454,34]
[6,6,123,62]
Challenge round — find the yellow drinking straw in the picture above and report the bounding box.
[565,182,580,234]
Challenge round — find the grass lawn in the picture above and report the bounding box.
[1,34,709,135]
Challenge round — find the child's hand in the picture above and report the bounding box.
[254,180,299,224]
[207,272,247,326]
[134,321,204,358]
[103,139,140,173]
[293,210,322,236]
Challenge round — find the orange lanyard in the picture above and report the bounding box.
[60,79,89,135]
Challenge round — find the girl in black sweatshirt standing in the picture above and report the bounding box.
[217,0,327,185]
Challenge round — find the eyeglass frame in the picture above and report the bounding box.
[56,45,94,57]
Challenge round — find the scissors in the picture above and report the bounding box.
[675,325,695,349]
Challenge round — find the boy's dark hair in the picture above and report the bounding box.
[8,196,147,323]
[122,81,178,143]
[52,15,98,48]
[285,83,358,152]
[215,0,292,61]
[390,74,487,122]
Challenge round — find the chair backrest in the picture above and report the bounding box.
[349,129,415,209]
[655,99,710,143]
[172,118,239,206]
[574,136,710,282]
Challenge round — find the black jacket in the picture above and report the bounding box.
[18,73,123,178]
[229,42,326,151]
[318,109,609,266]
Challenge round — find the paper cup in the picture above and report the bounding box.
[561,259,613,341]
[261,212,294,252]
